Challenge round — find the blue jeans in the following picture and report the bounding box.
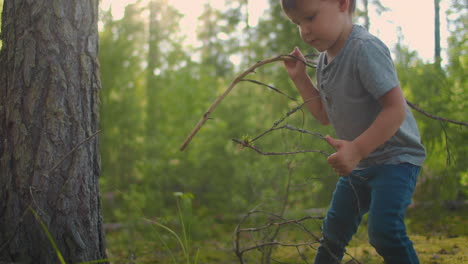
[314,163,420,264]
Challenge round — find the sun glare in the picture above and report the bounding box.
[100,0,268,49]
[100,0,447,63]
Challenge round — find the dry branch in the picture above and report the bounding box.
[179,55,314,151]
[232,139,330,157]
[233,209,322,263]
[46,129,102,176]
[233,209,363,264]
[240,78,297,101]
[180,54,467,153]
[178,54,467,264]
[406,100,468,127]
[237,216,324,234]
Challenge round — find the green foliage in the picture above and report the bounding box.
[98,1,467,263]
[99,4,147,196]
[149,192,199,264]
[393,1,468,202]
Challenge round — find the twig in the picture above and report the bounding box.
[237,216,324,233]
[260,161,295,262]
[240,79,297,101]
[407,100,468,127]
[252,124,326,143]
[234,209,324,263]
[239,240,319,256]
[234,204,263,264]
[296,245,310,264]
[45,130,102,176]
[179,55,314,151]
[180,54,466,152]
[440,121,451,165]
[245,210,321,241]
[232,138,330,156]
[271,97,320,129]
[234,208,363,263]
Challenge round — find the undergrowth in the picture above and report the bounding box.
[104,204,468,263]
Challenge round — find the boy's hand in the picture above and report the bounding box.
[284,47,308,82]
[325,135,363,176]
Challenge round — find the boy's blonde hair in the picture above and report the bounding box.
[280,0,356,15]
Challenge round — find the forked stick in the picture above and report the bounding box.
[179,55,313,151]
[180,54,467,151]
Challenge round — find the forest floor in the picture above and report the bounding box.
[105,204,467,263]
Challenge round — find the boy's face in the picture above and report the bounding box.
[285,0,350,53]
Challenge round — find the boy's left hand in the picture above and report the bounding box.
[325,135,363,176]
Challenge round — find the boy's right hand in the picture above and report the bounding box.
[284,47,308,82]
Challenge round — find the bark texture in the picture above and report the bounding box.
[0,0,107,263]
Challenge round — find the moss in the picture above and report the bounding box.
[104,212,468,263]
[406,204,468,237]
[342,233,468,264]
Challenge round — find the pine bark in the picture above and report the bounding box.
[0,0,107,263]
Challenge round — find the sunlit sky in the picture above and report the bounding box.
[101,0,450,63]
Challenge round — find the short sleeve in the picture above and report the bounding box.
[357,39,400,99]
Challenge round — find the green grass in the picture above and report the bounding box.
[104,205,468,263]
[343,227,468,264]
[30,207,109,264]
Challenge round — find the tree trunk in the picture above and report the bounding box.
[146,0,160,146]
[434,0,441,66]
[0,0,107,263]
[363,0,370,31]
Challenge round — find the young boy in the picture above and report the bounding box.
[280,0,426,263]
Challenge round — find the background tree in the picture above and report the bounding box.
[355,0,389,31]
[0,0,107,263]
[197,3,237,77]
[95,0,466,262]
[99,3,146,195]
[144,0,183,196]
[394,0,467,203]
[434,0,442,66]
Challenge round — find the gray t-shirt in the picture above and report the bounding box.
[316,25,425,169]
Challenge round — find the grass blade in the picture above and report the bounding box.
[29,207,66,264]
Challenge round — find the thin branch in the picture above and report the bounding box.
[234,204,263,264]
[253,124,326,143]
[296,245,310,264]
[241,210,322,241]
[180,54,466,152]
[232,138,330,156]
[259,161,295,262]
[237,216,324,234]
[180,55,314,151]
[233,208,365,264]
[440,121,451,165]
[271,98,319,129]
[45,130,102,176]
[407,100,468,127]
[251,97,320,143]
[241,79,297,101]
[286,54,317,68]
[239,240,320,255]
